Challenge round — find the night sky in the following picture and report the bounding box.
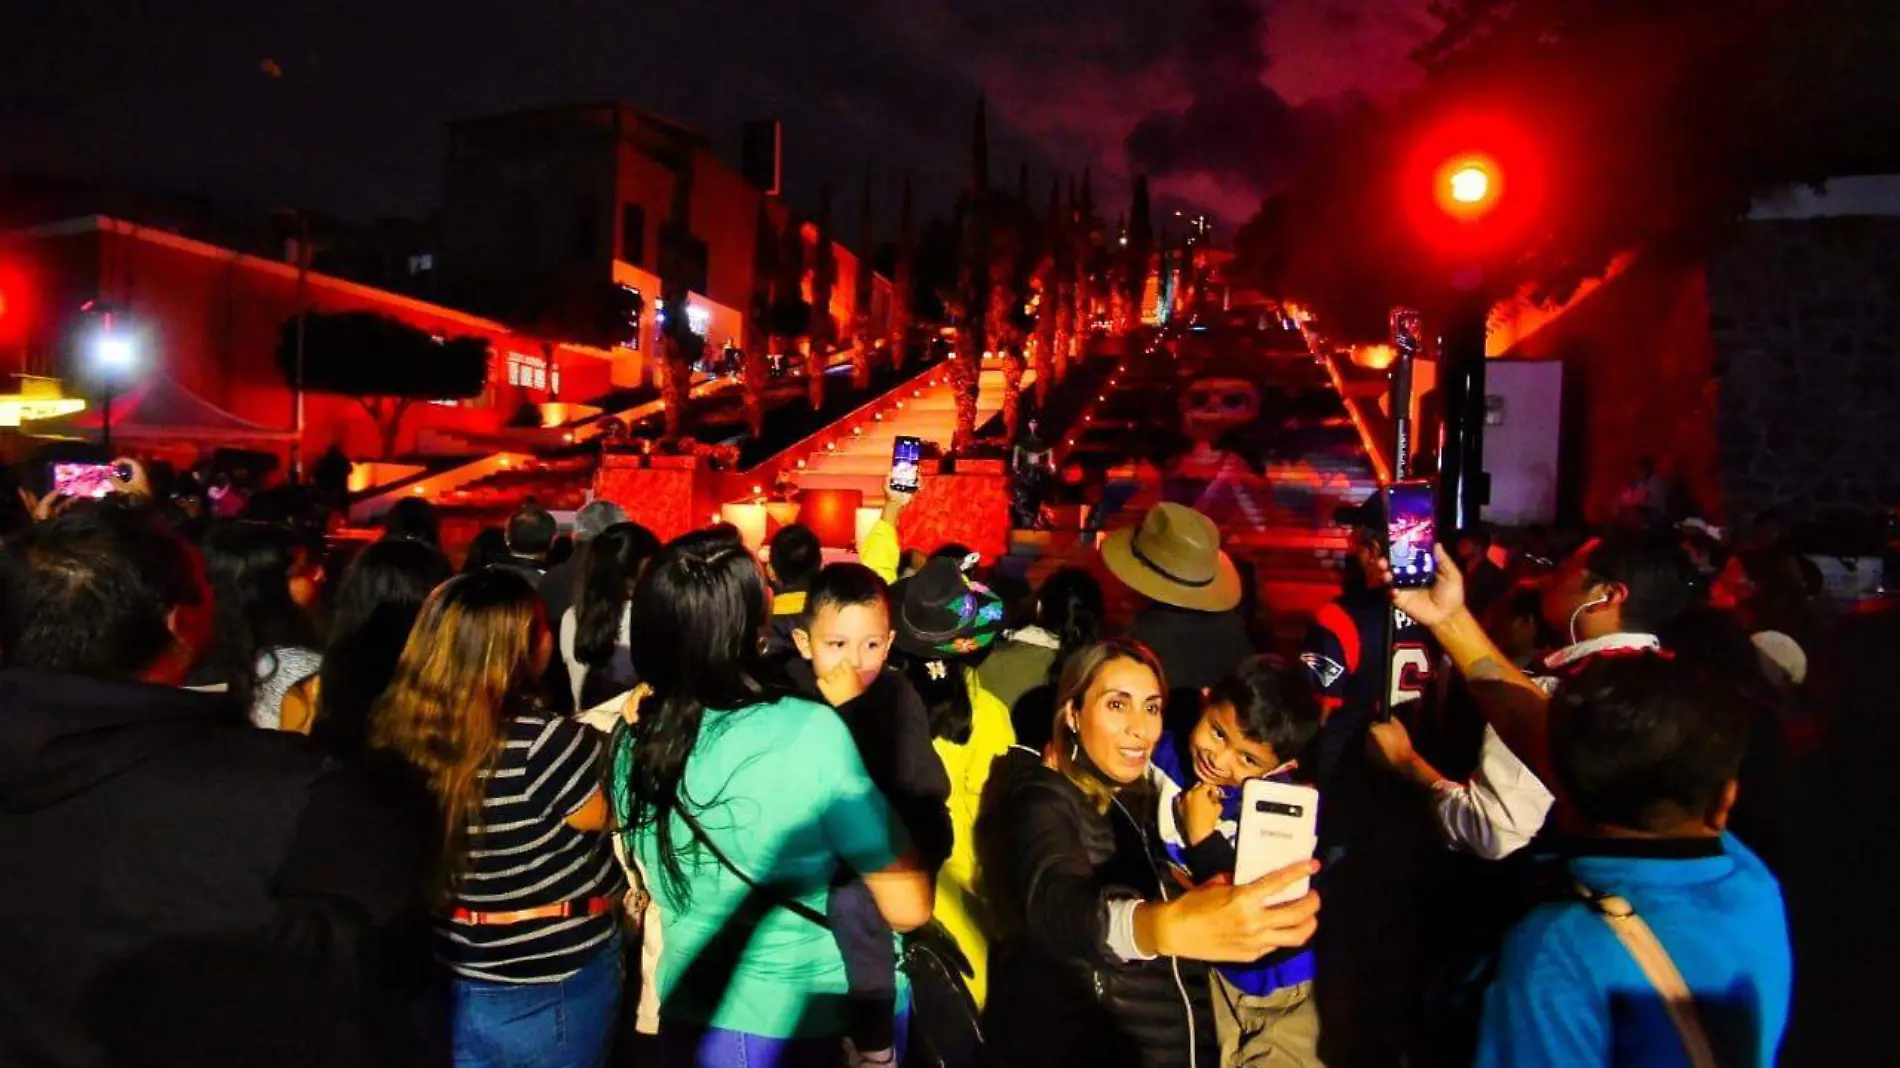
[1,0,1431,234]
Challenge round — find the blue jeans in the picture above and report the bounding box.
[661,1012,910,1068]
[448,936,623,1068]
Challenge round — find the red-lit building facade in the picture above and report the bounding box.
[0,102,891,467]
[439,103,890,369]
[0,215,622,462]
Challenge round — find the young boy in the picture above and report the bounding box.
[1152,654,1327,1068]
[1474,653,1791,1068]
[765,523,823,656]
[777,563,953,1064]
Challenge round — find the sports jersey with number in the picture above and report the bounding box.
[1300,587,1438,781]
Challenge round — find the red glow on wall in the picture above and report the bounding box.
[0,259,34,345]
[1403,112,1543,262]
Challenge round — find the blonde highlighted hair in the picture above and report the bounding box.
[369,570,546,888]
[1049,638,1168,813]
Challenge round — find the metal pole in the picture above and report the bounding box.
[292,210,310,480]
[1381,308,1420,721]
[1435,297,1489,533]
[1389,308,1419,483]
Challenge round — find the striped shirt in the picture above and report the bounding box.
[436,713,624,983]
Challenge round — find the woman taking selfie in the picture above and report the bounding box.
[372,571,624,1068]
[609,534,933,1068]
[977,638,1322,1068]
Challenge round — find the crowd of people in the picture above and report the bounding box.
[0,449,1880,1068]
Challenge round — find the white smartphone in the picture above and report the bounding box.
[1233,779,1320,905]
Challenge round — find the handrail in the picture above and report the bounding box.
[1303,328,1392,486]
[739,353,950,476]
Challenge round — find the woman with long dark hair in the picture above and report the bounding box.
[608,534,932,1068]
[282,538,452,753]
[977,639,1323,1068]
[460,527,511,573]
[560,522,660,709]
[372,570,623,1068]
[191,520,322,727]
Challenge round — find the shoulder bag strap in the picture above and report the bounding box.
[677,804,831,929]
[1574,882,1721,1068]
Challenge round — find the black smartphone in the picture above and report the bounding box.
[888,435,922,495]
[1384,479,1437,589]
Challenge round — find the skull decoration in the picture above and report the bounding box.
[1164,371,1271,521]
[1180,377,1261,444]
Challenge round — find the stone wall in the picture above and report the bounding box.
[1494,249,1723,525]
[1708,217,1900,522]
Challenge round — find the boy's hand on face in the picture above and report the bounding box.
[1180,781,1225,845]
[816,660,869,708]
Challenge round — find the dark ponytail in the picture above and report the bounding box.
[574,522,660,703]
[621,533,768,901]
[893,650,977,745]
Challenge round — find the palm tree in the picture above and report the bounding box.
[775,199,810,401]
[851,170,877,391]
[743,196,778,438]
[951,97,990,449]
[1032,179,1063,405]
[1126,175,1155,333]
[658,151,701,440]
[988,180,1033,440]
[890,173,916,371]
[808,186,837,411]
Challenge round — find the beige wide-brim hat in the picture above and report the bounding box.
[1100,502,1243,613]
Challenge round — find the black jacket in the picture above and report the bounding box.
[977,747,1216,1068]
[0,668,434,1068]
[776,658,953,869]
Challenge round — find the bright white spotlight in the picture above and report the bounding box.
[93,333,137,371]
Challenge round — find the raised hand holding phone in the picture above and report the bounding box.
[1383,479,1438,590]
[887,435,923,496]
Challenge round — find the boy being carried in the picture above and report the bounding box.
[778,563,953,1064]
[765,524,823,656]
[1151,655,1327,1068]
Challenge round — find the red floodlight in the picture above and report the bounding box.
[1437,155,1500,218]
[1403,113,1541,262]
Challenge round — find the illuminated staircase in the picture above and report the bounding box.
[788,368,1015,509]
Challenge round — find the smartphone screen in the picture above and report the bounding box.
[1234,779,1320,904]
[1385,479,1437,589]
[51,462,118,499]
[888,435,922,495]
